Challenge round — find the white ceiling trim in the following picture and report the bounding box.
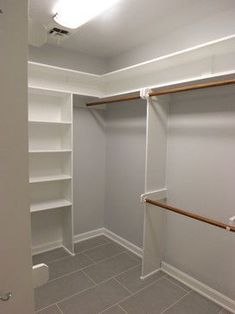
[28,35,235,98]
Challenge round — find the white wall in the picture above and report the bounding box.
[166,85,235,299]
[105,101,146,247]
[107,8,235,71]
[73,106,106,234]
[29,45,108,75]
[72,100,147,247]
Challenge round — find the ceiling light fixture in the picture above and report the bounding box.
[53,0,119,29]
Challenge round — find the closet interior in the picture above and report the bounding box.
[30,81,235,311]
[27,29,235,314]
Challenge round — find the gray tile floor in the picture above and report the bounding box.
[34,236,231,314]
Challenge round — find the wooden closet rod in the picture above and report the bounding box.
[145,198,235,233]
[86,78,235,107]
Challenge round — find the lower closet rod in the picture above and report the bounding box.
[86,78,235,106]
[144,198,235,233]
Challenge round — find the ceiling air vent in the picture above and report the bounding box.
[49,27,70,37]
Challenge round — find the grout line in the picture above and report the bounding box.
[88,261,142,286]
[36,258,164,313]
[39,256,96,284]
[164,275,191,293]
[118,304,128,314]
[82,251,132,269]
[95,264,141,287]
[35,303,63,313]
[160,291,191,314]
[114,264,141,279]
[37,239,185,314]
[77,240,112,254]
[37,282,98,312]
[46,268,86,284]
[55,304,63,314]
[101,275,170,314]
[113,277,133,295]
[82,251,99,263]
[81,270,98,286]
[48,253,141,285]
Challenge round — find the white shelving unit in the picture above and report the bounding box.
[28,87,74,255]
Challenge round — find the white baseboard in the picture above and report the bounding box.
[161,262,235,314]
[32,227,142,258]
[73,228,105,243]
[103,228,143,258]
[140,268,161,280]
[32,239,62,255]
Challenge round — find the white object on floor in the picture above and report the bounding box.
[32,264,49,288]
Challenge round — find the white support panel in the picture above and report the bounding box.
[145,97,169,192]
[32,264,49,288]
[62,207,74,255]
[142,96,169,279]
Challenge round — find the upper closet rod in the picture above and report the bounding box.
[86,78,235,106]
[145,198,235,233]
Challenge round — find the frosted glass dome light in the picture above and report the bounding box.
[53,0,119,29]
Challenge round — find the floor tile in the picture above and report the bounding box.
[125,251,142,264]
[84,242,126,262]
[36,305,61,314]
[33,248,70,265]
[164,275,191,292]
[48,253,94,280]
[34,270,94,311]
[83,252,139,283]
[74,236,110,253]
[120,278,187,314]
[58,278,130,314]
[116,265,165,293]
[163,291,221,314]
[101,305,126,313]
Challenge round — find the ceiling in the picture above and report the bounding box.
[29,0,235,59]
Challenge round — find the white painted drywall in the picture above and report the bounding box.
[107,8,235,71]
[104,101,146,247]
[29,45,108,75]
[73,106,106,234]
[166,85,235,299]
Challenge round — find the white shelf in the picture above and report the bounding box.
[30,199,72,213]
[29,149,72,153]
[29,87,74,254]
[29,120,71,125]
[30,175,72,183]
